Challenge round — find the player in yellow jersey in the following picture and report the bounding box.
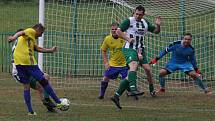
[8,23,67,115]
[99,23,143,109]
[98,22,128,99]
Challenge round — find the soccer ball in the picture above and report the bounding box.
[60,98,70,111]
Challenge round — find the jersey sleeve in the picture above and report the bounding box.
[100,36,109,51]
[119,19,130,32]
[24,28,36,40]
[157,41,178,59]
[145,19,156,33]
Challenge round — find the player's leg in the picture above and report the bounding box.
[111,79,129,109]
[111,67,129,109]
[28,65,62,107]
[128,61,139,93]
[12,63,19,82]
[15,65,36,115]
[42,73,56,110]
[158,63,175,93]
[122,48,142,96]
[98,77,109,99]
[182,64,211,94]
[140,49,156,96]
[98,67,121,99]
[98,76,110,99]
[158,69,170,92]
[30,78,56,112]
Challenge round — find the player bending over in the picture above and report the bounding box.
[149,33,212,95]
[8,23,67,115]
[11,29,56,112]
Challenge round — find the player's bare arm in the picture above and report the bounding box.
[8,31,25,43]
[101,49,110,69]
[116,28,134,43]
[34,45,58,53]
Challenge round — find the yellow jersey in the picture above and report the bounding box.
[101,35,126,67]
[13,28,37,65]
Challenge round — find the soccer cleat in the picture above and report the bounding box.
[126,91,139,100]
[150,90,157,97]
[133,95,139,100]
[158,88,165,93]
[42,98,56,112]
[28,112,37,116]
[127,90,144,96]
[98,96,104,100]
[56,102,65,109]
[111,96,122,110]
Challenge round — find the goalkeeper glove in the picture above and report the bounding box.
[194,68,201,76]
[149,57,159,65]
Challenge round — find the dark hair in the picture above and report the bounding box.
[184,33,192,38]
[16,28,24,32]
[135,5,145,13]
[110,22,119,27]
[32,23,45,31]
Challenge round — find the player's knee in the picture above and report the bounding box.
[103,76,110,81]
[35,82,43,92]
[23,84,30,90]
[159,69,167,76]
[129,61,138,71]
[38,79,49,87]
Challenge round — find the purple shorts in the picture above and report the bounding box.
[104,66,128,79]
[15,65,45,84]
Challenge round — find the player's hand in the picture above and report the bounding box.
[127,38,135,43]
[51,46,58,53]
[138,53,143,60]
[195,68,201,76]
[8,36,16,43]
[104,63,110,70]
[138,48,143,60]
[155,16,161,26]
[149,57,158,65]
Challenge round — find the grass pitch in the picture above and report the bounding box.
[1,72,215,121]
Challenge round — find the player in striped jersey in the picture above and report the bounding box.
[99,22,144,109]
[116,5,161,97]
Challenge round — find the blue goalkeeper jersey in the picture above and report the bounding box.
[158,41,197,68]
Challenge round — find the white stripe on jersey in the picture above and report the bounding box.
[124,17,148,50]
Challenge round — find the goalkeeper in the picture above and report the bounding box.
[149,33,212,94]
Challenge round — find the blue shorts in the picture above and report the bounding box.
[165,62,194,73]
[104,66,128,80]
[15,65,45,84]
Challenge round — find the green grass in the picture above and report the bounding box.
[1,72,215,121]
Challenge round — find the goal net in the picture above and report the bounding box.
[43,0,215,102]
